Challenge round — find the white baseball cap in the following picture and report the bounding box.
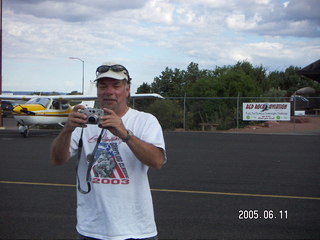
[95,62,130,82]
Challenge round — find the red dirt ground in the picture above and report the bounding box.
[225,116,320,134]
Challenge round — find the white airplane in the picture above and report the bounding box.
[0,82,163,137]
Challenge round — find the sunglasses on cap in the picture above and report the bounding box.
[96,64,130,77]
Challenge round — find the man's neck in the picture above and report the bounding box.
[116,106,130,117]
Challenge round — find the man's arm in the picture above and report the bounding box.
[126,135,165,169]
[100,109,165,169]
[51,105,87,165]
[51,129,73,165]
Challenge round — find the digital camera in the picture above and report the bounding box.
[80,108,104,125]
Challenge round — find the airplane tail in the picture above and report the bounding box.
[80,81,97,108]
[84,81,96,95]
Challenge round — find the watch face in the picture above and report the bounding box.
[124,130,133,142]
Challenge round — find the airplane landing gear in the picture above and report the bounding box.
[18,125,30,138]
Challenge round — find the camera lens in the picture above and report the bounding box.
[88,115,98,124]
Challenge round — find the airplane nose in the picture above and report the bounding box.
[13,105,24,113]
[12,105,36,115]
[12,104,44,115]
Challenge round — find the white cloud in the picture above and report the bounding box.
[147,0,175,24]
[227,13,262,30]
[2,0,320,93]
[6,0,149,22]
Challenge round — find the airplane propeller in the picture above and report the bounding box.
[20,109,36,115]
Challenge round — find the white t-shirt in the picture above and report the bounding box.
[70,108,166,240]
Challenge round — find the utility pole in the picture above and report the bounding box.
[0,0,3,127]
[69,57,85,94]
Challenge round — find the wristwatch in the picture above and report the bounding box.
[123,129,133,142]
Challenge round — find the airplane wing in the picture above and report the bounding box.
[0,93,164,101]
[51,93,164,100]
[0,95,35,101]
[0,94,96,101]
[131,93,164,99]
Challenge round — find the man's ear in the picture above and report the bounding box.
[126,84,131,98]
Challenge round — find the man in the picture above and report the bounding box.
[51,63,166,240]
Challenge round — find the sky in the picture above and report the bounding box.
[2,0,320,94]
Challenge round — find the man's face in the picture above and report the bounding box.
[97,78,130,115]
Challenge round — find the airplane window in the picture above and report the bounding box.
[52,101,60,109]
[94,100,100,108]
[61,104,69,110]
[26,98,50,108]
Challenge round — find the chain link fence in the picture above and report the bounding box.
[131,96,320,131]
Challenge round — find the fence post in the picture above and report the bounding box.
[293,96,296,132]
[183,93,186,130]
[236,92,240,129]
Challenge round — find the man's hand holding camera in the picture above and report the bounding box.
[72,105,128,141]
[64,105,88,133]
[99,108,128,141]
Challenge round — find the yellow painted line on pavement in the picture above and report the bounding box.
[0,180,75,188]
[1,180,319,201]
[151,188,320,201]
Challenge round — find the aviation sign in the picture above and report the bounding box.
[243,102,291,121]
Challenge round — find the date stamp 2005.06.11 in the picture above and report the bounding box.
[239,210,288,220]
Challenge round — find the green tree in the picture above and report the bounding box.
[234,61,268,92]
[135,61,320,130]
[151,67,182,96]
[136,82,152,93]
[68,91,82,95]
[146,100,184,130]
[150,62,208,97]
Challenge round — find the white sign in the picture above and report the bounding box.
[243,102,291,121]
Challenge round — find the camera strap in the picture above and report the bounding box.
[75,128,105,194]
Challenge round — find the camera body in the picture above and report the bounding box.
[80,108,104,125]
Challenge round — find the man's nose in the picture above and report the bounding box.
[103,86,115,95]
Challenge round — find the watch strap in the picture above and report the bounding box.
[123,130,133,142]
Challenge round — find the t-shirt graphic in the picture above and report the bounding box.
[92,141,129,180]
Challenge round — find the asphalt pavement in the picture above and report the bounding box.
[0,127,320,239]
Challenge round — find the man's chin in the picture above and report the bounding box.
[102,106,114,110]
[101,103,116,110]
